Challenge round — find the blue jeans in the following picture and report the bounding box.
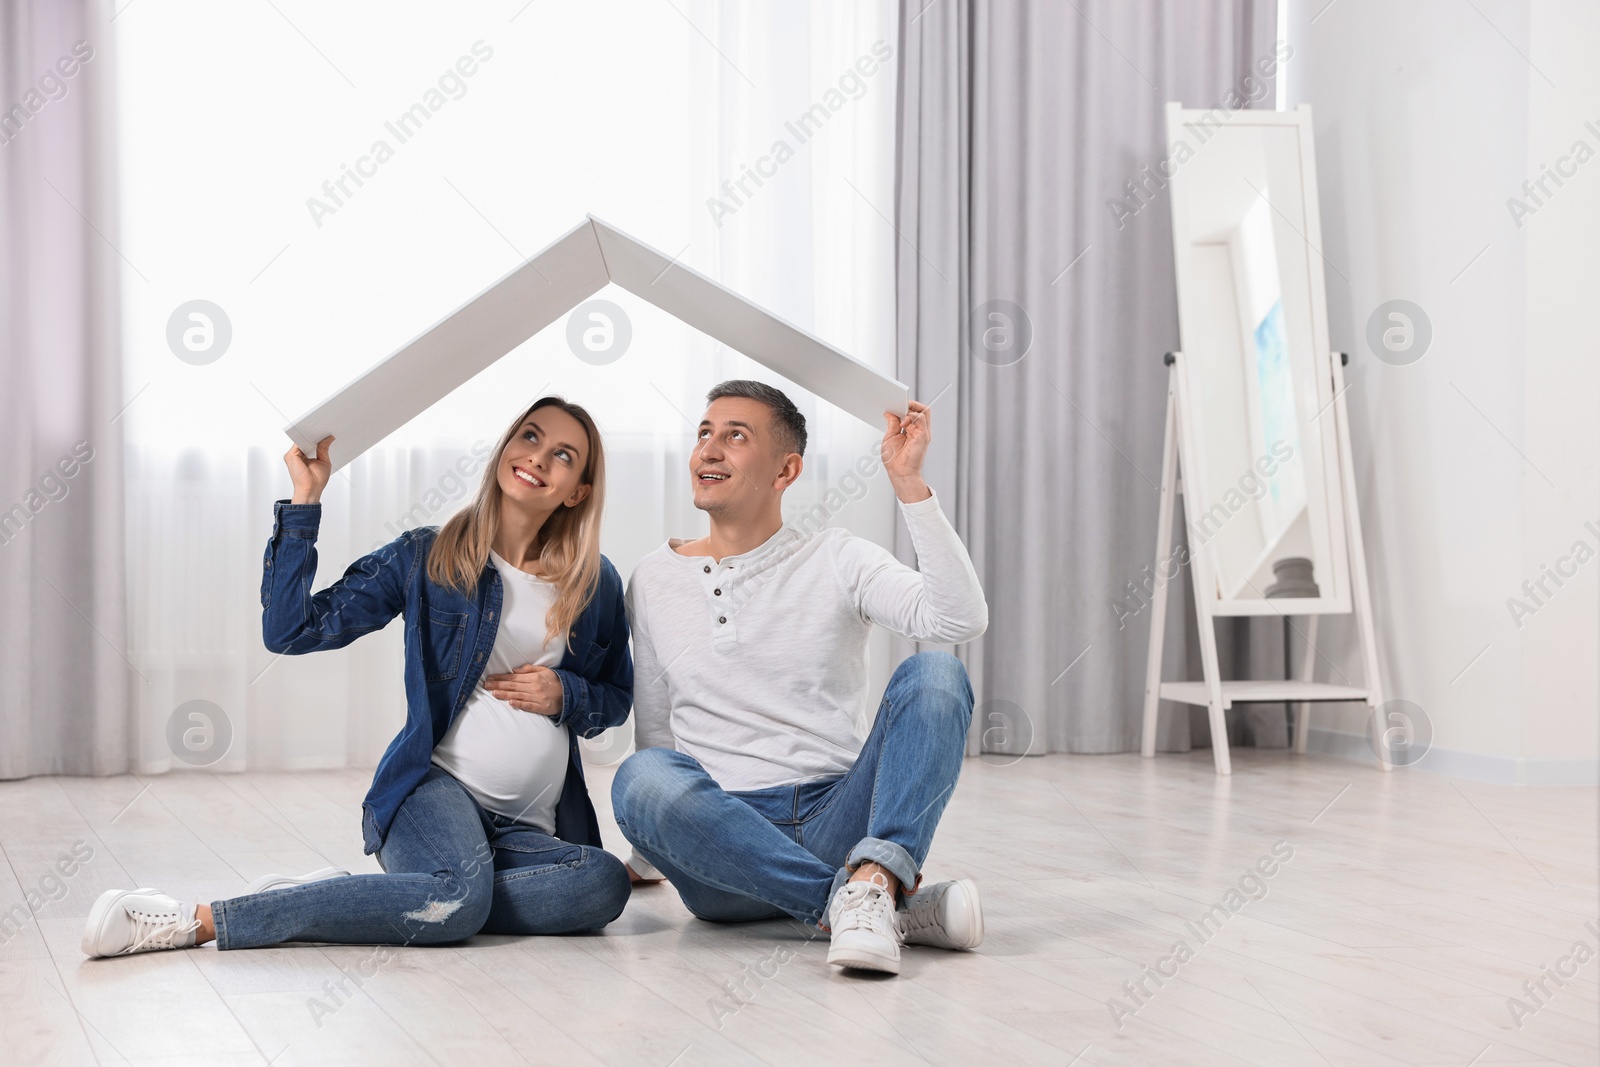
[211,767,630,949]
[611,651,973,929]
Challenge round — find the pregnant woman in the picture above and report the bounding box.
[83,396,634,957]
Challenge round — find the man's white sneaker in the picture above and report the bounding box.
[898,877,984,950]
[82,888,201,958]
[243,866,350,895]
[825,873,901,974]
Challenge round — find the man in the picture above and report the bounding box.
[611,380,988,976]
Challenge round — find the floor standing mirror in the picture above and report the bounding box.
[1140,103,1388,776]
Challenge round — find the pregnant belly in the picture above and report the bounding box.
[431,691,570,821]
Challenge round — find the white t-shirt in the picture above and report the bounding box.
[431,549,570,833]
[627,489,988,792]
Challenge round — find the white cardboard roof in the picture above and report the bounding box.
[285,215,908,471]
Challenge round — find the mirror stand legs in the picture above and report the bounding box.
[1291,614,1319,753]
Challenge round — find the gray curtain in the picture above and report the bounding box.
[892,0,1287,757]
[1,0,129,776]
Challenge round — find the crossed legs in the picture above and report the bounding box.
[611,651,974,929]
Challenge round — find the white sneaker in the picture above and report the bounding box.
[82,888,201,958]
[898,878,984,950]
[626,849,665,884]
[826,873,901,974]
[243,866,350,895]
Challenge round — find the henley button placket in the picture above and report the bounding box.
[705,553,750,645]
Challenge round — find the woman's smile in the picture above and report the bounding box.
[511,464,548,488]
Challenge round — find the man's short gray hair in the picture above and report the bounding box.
[705,380,807,457]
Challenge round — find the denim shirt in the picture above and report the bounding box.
[259,501,633,854]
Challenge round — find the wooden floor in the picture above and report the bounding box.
[1,750,1595,1066]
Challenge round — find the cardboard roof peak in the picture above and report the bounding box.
[285,214,908,471]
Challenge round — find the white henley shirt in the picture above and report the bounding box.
[626,489,988,792]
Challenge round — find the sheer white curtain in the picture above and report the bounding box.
[116,1,899,773]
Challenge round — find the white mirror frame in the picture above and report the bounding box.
[1165,102,1351,616]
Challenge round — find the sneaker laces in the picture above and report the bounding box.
[897,891,941,938]
[832,873,897,936]
[123,904,200,955]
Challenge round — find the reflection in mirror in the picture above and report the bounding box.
[1171,119,1342,606]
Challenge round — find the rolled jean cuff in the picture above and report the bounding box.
[209,898,235,951]
[827,837,920,904]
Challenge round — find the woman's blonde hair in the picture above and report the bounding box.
[427,396,606,653]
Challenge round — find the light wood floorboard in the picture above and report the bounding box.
[1,751,1594,1065]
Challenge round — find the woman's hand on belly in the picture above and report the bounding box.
[483,663,563,716]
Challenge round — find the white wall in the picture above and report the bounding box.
[1286,0,1598,784]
